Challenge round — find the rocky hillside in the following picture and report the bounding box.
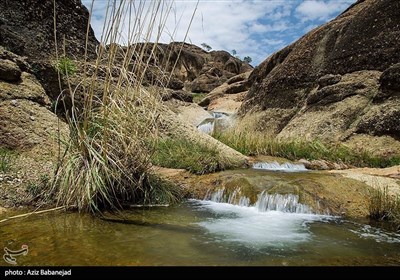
[239,0,400,156]
[110,42,252,94]
[0,0,249,208]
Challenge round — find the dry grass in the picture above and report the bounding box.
[49,0,196,212]
[369,186,400,227]
[214,127,400,168]
[151,137,230,175]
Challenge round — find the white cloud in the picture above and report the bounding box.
[262,39,285,46]
[81,0,355,65]
[295,0,354,22]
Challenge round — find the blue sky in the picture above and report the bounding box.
[82,0,355,66]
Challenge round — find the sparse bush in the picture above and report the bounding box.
[0,148,16,173]
[243,56,252,64]
[201,43,212,52]
[26,174,50,197]
[192,93,207,104]
[55,56,77,76]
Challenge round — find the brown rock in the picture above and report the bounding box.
[162,90,193,103]
[318,74,342,88]
[110,43,253,94]
[197,71,252,114]
[189,74,222,93]
[0,72,50,105]
[239,0,400,155]
[0,59,21,82]
[380,63,400,92]
[0,0,98,61]
[0,49,67,151]
[356,99,400,138]
[0,99,66,149]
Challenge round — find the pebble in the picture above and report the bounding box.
[29,115,35,121]
[11,99,18,106]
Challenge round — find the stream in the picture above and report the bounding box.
[1,163,400,266]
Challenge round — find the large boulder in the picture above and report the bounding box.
[0,0,98,61]
[0,47,68,150]
[0,0,99,109]
[239,0,400,156]
[198,71,252,114]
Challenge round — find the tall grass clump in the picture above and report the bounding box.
[369,187,400,227]
[50,0,197,212]
[214,128,400,168]
[152,137,229,175]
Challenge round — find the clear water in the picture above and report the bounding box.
[1,200,400,266]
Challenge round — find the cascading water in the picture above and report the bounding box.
[204,188,312,214]
[205,187,251,207]
[252,161,307,172]
[197,111,231,135]
[255,191,312,214]
[212,112,229,119]
[197,121,214,134]
[197,188,334,247]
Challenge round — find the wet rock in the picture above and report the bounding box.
[299,159,349,170]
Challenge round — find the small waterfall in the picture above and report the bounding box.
[204,188,313,214]
[212,112,228,119]
[252,161,307,172]
[197,112,230,135]
[204,188,250,207]
[197,121,214,134]
[255,191,312,214]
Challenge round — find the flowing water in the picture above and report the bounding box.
[1,161,399,266]
[253,162,308,172]
[197,111,231,135]
[1,195,400,265]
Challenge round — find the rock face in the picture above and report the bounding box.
[239,0,400,156]
[0,47,68,150]
[0,0,99,107]
[198,71,252,114]
[113,42,253,94]
[0,0,98,61]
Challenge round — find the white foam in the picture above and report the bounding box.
[252,161,307,172]
[349,224,400,243]
[255,191,312,214]
[197,121,214,134]
[194,200,334,247]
